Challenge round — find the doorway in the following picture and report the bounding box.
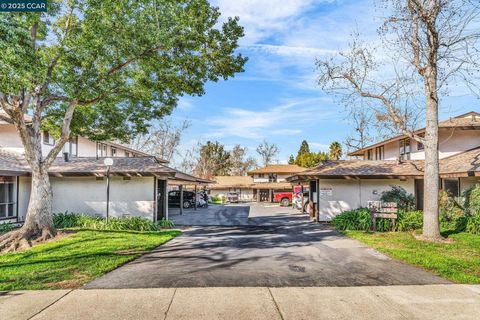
[415,179,424,210]
[259,189,269,202]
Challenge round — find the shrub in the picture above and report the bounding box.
[331,208,393,232]
[465,215,480,235]
[380,186,416,211]
[210,195,225,204]
[331,208,372,231]
[463,184,480,215]
[396,210,423,231]
[158,218,175,229]
[439,190,465,230]
[0,222,14,234]
[53,212,174,231]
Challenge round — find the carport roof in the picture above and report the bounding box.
[287,147,480,181]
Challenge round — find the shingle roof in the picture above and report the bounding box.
[0,148,176,177]
[210,176,254,189]
[247,164,307,175]
[439,147,480,177]
[287,147,480,181]
[349,111,480,156]
[287,160,425,181]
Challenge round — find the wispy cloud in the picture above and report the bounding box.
[206,97,336,139]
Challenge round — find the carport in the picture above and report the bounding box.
[161,172,213,219]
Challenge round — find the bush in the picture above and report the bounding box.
[439,190,464,230]
[396,210,423,231]
[465,215,480,235]
[53,212,174,231]
[331,208,393,232]
[380,186,416,211]
[0,222,14,234]
[463,184,480,215]
[333,208,424,232]
[209,195,225,204]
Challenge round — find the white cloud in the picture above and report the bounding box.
[205,97,336,139]
[177,98,194,111]
[212,0,334,45]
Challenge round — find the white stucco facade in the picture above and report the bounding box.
[15,176,156,221]
[314,179,415,221]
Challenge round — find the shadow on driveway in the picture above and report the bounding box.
[85,205,449,288]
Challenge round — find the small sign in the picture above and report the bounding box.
[0,0,47,12]
[319,187,332,196]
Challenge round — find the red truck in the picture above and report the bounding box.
[273,192,293,206]
[273,186,308,206]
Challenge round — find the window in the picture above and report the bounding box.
[268,173,277,183]
[125,151,130,157]
[42,131,54,145]
[258,174,265,178]
[417,134,424,150]
[367,149,373,160]
[63,136,78,157]
[97,143,107,157]
[443,179,460,197]
[0,178,15,219]
[111,147,117,157]
[399,138,411,160]
[375,146,384,160]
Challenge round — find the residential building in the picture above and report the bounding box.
[287,111,480,221]
[0,114,209,224]
[209,164,306,202]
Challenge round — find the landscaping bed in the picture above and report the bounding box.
[0,229,180,290]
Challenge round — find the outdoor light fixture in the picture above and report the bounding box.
[104,158,113,222]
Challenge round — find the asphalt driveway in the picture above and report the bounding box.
[85,204,449,288]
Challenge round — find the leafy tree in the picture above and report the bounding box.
[329,141,343,160]
[256,140,279,167]
[229,145,257,176]
[295,151,329,168]
[297,140,310,158]
[288,155,295,164]
[0,0,246,250]
[194,141,232,179]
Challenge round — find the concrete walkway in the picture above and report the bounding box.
[2,285,479,319]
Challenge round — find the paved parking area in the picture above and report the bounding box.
[86,204,449,288]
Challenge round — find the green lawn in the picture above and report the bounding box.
[345,230,480,284]
[0,229,180,290]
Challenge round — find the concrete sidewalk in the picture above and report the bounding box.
[1,285,479,320]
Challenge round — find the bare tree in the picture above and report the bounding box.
[344,109,375,156]
[256,140,279,167]
[317,0,480,241]
[130,119,190,162]
[229,145,258,175]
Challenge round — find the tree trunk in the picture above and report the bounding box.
[422,68,442,240]
[22,167,56,237]
[0,166,56,252]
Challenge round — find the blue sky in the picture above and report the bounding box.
[169,0,479,166]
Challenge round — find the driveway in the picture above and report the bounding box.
[85,204,449,288]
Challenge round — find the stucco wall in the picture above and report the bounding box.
[317,179,415,221]
[17,176,155,221]
[378,129,479,161]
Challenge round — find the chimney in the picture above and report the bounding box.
[63,152,69,162]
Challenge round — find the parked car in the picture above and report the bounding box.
[168,190,196,208]
[227,192,239,203]
[273,192,293,206]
